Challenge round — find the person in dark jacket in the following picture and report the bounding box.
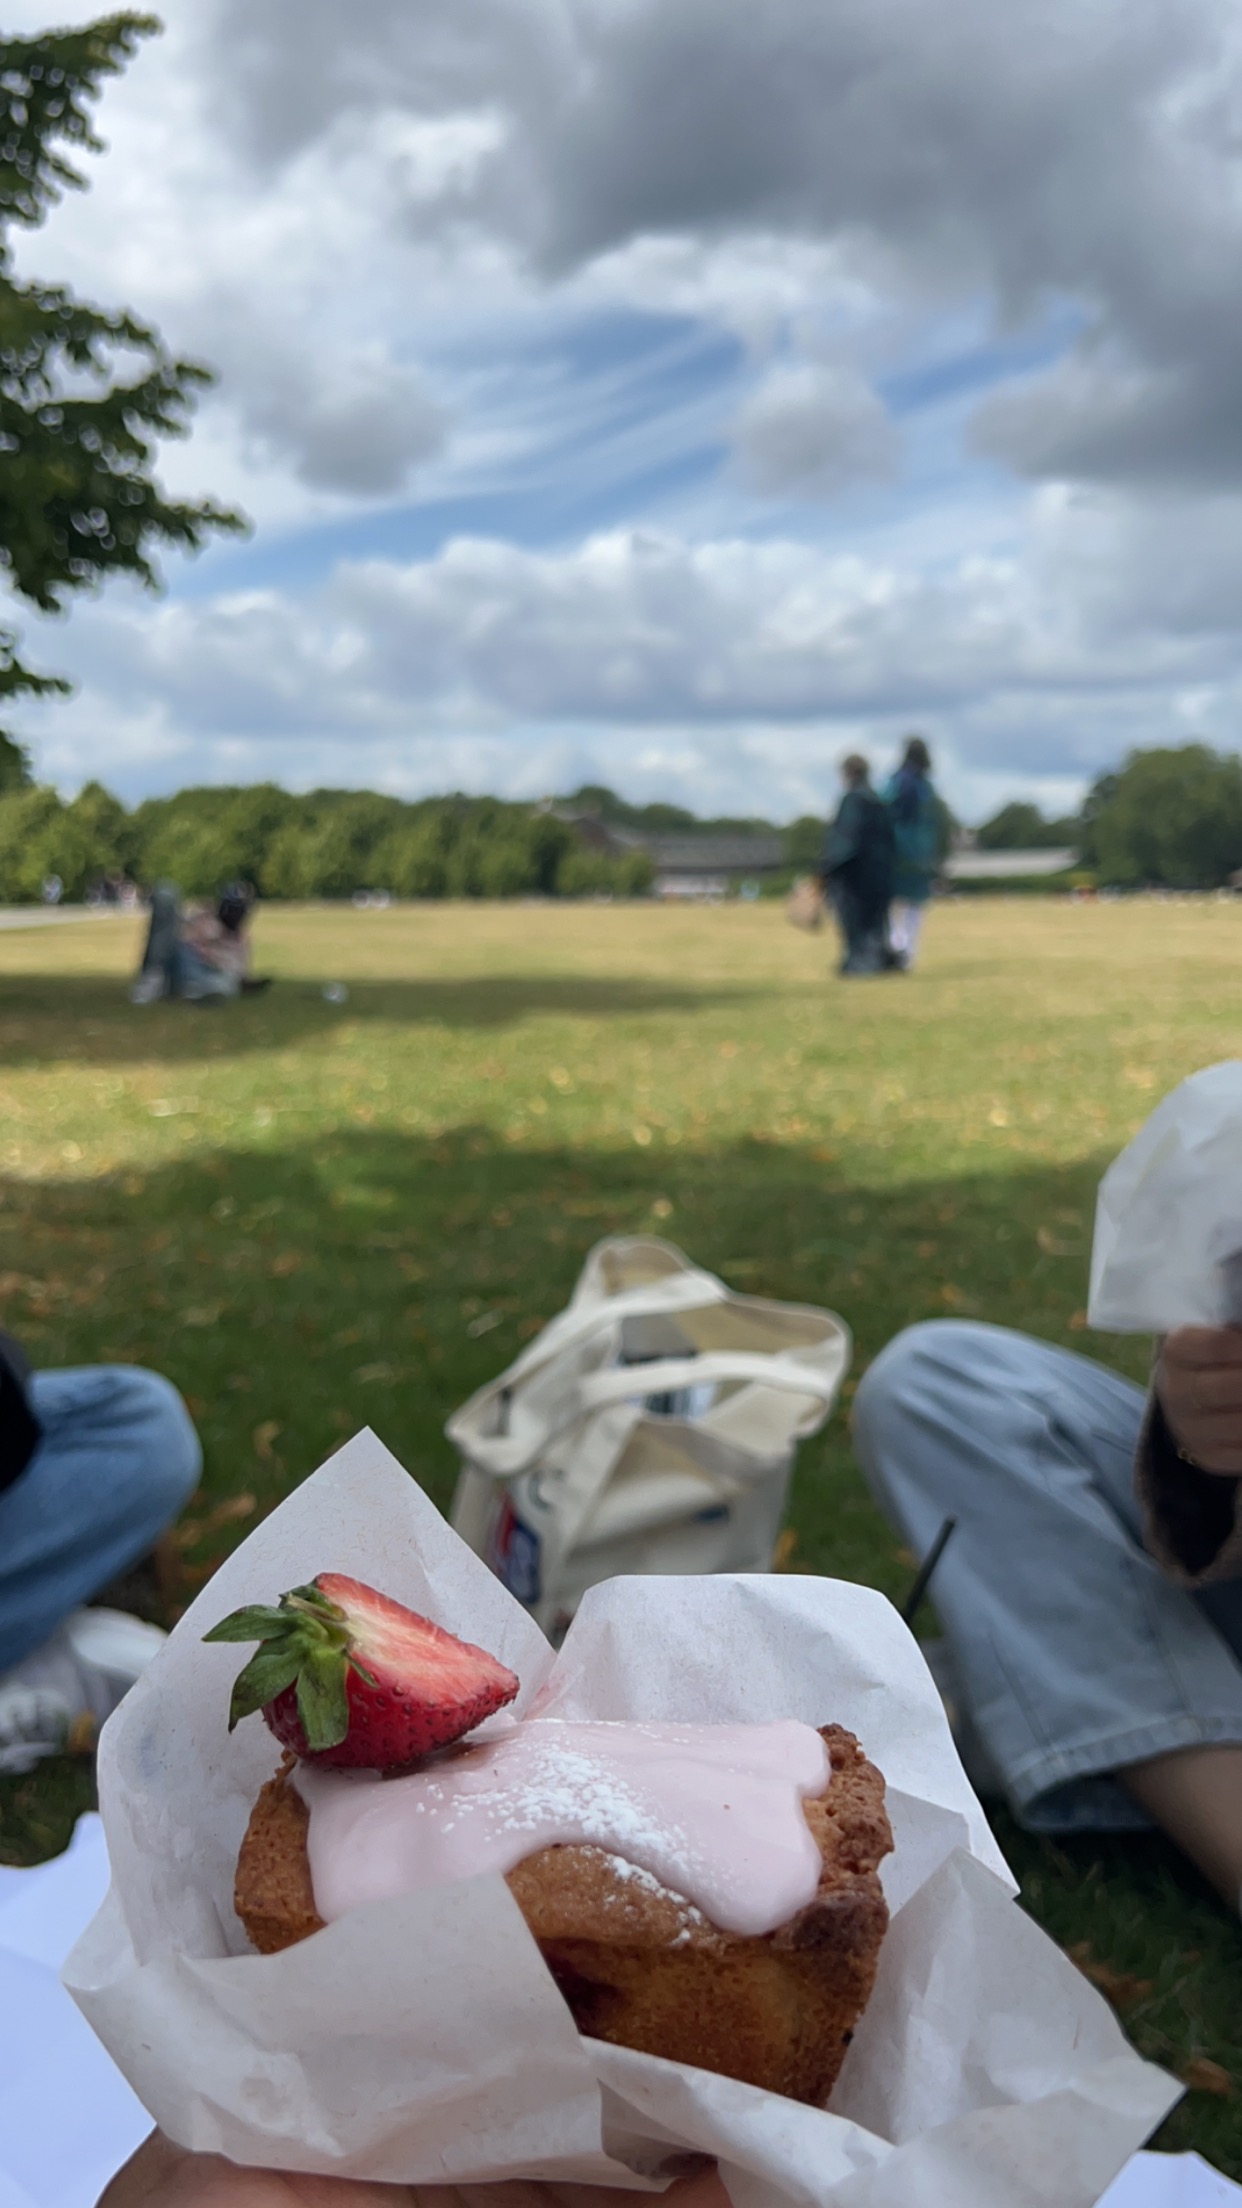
[0,1331,200,1773]
[819,755,897,975]
[881,735,946,969]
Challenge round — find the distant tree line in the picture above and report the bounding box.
[977,744,1242,889]
[4,743,1242,903]
[0,780,655,903]
[974,800,1080,851]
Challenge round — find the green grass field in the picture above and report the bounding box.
[2,896,1241,2167]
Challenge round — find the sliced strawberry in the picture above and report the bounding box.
[203,1572,519,1768]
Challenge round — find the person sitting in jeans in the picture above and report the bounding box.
[131,882,256,1004]
[853,1318,1242,1913]
[0,1329,201,1773]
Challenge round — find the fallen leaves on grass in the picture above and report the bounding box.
[352,1361,403,1384]
[252,1421,282,1465]
[772,1530,799,1571]
[183,1304,223,1327]
[467,1311,503,1337]
[171,1494,258,1549]
[1036,1226,1082,1256]
[1067,1944,1154,2012]
[269,1252,303,1278]
[1180,2058,1234,2098]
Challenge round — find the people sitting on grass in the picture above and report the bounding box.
[131,881,263,1004]
[0,1326,201,1774]
[818,754,897,976]
[854,1314,1242,1916]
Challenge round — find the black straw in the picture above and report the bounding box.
[899,1515,957,1627]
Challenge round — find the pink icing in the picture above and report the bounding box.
[294,1717,830,1939]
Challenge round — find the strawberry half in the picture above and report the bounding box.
[203,1572,520,1768]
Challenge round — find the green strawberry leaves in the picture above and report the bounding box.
[203,1604,290,1644]
[295,1651,350,1751]
[226,1642,306,1728]
[205,1579,354,1747]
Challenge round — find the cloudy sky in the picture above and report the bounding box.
[6,0,1242,822]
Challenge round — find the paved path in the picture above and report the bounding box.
[0,905,132,931]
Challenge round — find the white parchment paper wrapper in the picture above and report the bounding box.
[65,1431,1178,2206]
[1090,1061,1242,1331]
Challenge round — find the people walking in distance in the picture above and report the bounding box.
[883,735,945,968]
[819,756,896,975]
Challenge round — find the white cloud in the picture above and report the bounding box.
[15,506,1242,824]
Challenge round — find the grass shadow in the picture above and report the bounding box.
[0,972,767,1068]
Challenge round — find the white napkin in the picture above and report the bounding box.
[0,1817,150,2208]
[1090,1062,1242,1331]
[1098,2153,1242,2205]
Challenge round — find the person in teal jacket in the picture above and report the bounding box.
[882,735,945,967]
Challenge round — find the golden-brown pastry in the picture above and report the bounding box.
[235,1724,891,2106]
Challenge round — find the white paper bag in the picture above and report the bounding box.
[1090,1062,1242,1331]
[65,1432,1179,2207]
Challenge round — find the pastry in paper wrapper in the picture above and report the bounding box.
[235,1717,891,2108]
[64,1431,1179,2207]
[1090,1061,1242,1332]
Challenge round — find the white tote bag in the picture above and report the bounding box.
[448,1236,850,1637]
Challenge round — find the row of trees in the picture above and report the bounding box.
[975,800,1079,850]
[0,780,655,902]
[976,746,1242,889]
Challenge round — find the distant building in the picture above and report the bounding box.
[554,806,788,896]
[643,834,786,896]
[654,873,731,903]
[944,848,1077,880]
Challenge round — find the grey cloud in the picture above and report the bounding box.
[197,0,1242,489]
[973,349,1242,492]
[238,357,450,497]
[731,364,897,498]
[188,293,452,496]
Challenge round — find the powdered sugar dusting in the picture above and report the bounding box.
[297,1718,829,1938]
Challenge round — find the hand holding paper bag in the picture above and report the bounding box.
[66,1431,1178,2208]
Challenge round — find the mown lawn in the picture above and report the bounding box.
[1,895,1241,2169]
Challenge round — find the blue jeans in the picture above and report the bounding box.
[853,1321,1242,1832]
[0,1368,201,1672]
[139,886,236,1000]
